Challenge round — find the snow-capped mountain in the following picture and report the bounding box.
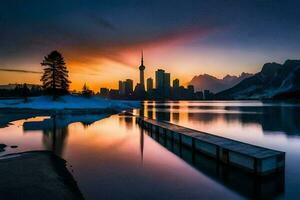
[189,73,252,93]
[216,60,300,99]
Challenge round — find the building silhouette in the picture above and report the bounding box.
[195,91,204,99]
[171,78,180,99]
[118,79,133,98]
[125,79,133,95]
[173,79,180,89]
[155,69,171,98]
[187,85,195,99]
[119,81,125,95]
[98,52,215,100]
[139,50,145,91]
[132,52,147,99]
[155,69,164,92]
[164,72,171,98]
[147,78,153,91]
[155,69,165,98]
[100,88,109,98]
[204,89,214,100]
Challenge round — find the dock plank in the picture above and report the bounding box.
[145,117,282,158]
[137,116,285,175]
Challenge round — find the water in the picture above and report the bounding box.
[1,101,300,199]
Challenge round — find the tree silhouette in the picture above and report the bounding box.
[14,83,30,102]
[21,83,30,102]
[41,51,71,99]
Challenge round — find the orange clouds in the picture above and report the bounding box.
[0,25,216,91]
[60,26,216,90]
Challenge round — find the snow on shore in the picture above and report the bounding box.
[0,95,140,110]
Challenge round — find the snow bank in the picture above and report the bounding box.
[23,114,110,130]
[0,95,140,110]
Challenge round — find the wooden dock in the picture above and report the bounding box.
[136,116,285,176]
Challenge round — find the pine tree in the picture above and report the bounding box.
[40,50,71,99]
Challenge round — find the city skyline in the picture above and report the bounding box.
[1,1,300,91]
[99,53,211,100]
[115,53,178,93]
[0,50,201,93]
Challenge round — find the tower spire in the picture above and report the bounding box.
[139,50,145,91]
[141,49,144,65]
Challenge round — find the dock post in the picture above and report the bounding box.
[154,125,158,140]
[216,146,220,162]
[221,149,229,164]
[171,131,174,151]
[254,158,261,175]
[192,138,196,164]
[179,133,182,157]
[163,129,167,146]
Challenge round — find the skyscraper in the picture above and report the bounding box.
[119,79,133,96]
[155,69,171,98]
[172,78,180,99]
[173,79,180,89]
[164,73,170,97]
[187,85,195,99]
[125,79,133,95]
[119,80,125,95]
[155,69,165,92]
[147,77,153,91]
[139,51,145,91]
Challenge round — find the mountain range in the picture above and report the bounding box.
[216,60,300,99]
[189,73,253,93]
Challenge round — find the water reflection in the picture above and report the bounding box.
[42,119,68,156]
[2,101,300,199]
[140,101,300,136]
[140,123,285,199]
[136,101,300,199]
[140,126,144,164]
[120,114,145,163]
[118,115,134,130]
[22,114,109,156]
[0,111,244,199]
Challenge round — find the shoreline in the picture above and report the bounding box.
[0,151,84,200]
[0,107,122,128]
[0,94,141,127]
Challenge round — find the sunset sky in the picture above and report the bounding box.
[1,0,300,91]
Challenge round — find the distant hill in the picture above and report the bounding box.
[216,60,300,99]
[189,73,252,93]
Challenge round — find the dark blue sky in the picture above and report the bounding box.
[1,0,300,89]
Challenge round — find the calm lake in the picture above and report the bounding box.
[1,101,300,199]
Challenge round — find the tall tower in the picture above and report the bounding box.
[139,50,145,90]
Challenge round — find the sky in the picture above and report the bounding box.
[1,0,300,91]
